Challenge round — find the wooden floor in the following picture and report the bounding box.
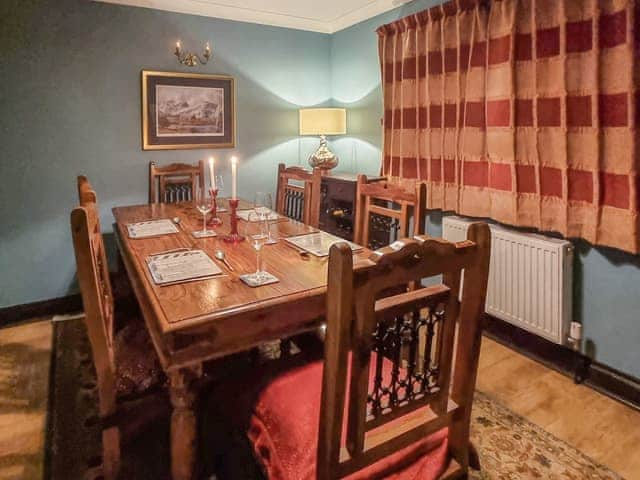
[1,318,639,479]
[477,337,640,480]
[0,320,52,480]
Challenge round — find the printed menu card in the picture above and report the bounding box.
[236,210,281,222]
[127,219,179,239]
[146,250,222,285]
[284,231,362,257]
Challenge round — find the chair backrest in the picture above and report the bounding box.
[354,175,426,249]
[77,175,98,205]
[70,179,117,419]
[318,223,491,479]
[149,161,205,204]
[275,163,322,227]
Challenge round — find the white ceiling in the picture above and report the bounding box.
[95,0,411,33]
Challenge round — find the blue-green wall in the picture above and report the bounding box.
[330,0,640,380]
[2,0,639,380]
[329,0,441,176]
[0,0,330,306]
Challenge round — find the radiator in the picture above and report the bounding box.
[442,216,573,345]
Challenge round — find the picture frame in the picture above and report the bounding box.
[141,70,236,150]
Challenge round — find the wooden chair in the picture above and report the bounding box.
[275,163,323,228]
[354,175,426,249]
[77,175,97,205]
[71,183,167,479]
[149,160,205,204]
[78,175,137,316]
[234,223,491,479]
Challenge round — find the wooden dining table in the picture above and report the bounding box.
[112,199,371,480]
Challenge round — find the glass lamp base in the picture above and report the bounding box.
[308,135,339,170]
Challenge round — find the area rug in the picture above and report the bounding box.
[46,318,623,480]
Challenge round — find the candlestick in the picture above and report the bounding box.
[231,156,238,199]
[208,157,215,190]
[223,198,245,243]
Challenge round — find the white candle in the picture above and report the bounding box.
[208,157,215,190]
[231,156,238,199]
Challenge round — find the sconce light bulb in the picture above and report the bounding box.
[173,39,211,66]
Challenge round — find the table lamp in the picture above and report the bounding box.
[299,108,346,170]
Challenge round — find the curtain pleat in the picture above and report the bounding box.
[378,0,640,254]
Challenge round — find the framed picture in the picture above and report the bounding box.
[141,70,235,150]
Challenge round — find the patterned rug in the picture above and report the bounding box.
[468,394,622,480]
[46,319,623,479]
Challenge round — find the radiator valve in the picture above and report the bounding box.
[567,321,582,351]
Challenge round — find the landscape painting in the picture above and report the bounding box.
[142,71,235,150]
[156,85,224,137]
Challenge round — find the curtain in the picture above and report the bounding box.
[378,0,640,254]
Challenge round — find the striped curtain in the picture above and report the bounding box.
[378,0,640,254]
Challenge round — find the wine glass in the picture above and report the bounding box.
[254,192,271,217]
[243,212,268,283]
[209,175,225,224]
[254,192,277,244]
[195,185,213,235]
[212,175,225,197]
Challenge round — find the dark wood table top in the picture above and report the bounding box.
[112,200,371,337]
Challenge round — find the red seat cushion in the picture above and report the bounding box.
[246,354,449,480]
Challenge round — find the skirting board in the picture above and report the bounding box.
[0,294,82,329]
[586,362,640,411]
[484,315,640,411]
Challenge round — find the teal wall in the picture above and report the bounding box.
[0,0,330,306]
[2,0,639,380]
[329,0,441,176]
[330,0,640,380]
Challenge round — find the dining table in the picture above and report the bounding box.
[112,199,371,480]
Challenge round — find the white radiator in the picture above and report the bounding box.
[442,216,573,345]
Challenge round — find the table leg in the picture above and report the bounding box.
[169,368,199,480]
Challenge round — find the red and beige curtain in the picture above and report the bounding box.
[378,0,640,253]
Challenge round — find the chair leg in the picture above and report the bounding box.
[441,463,468,480]
[468,441,481,470]
[102,426,121,480]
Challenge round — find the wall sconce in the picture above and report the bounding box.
[174,40,211,67]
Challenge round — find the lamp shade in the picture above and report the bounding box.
[299,108,346,136]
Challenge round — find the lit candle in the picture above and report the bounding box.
[208,157,216,190]
[231,156,238,199]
